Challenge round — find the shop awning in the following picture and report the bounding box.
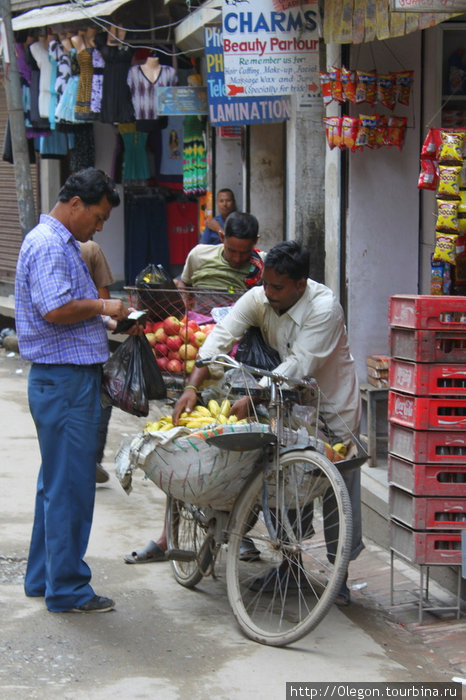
[323,0,461,44]
[173,0,221,54]
[12,0,133,31]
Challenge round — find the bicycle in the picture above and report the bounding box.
[161,353,365,647]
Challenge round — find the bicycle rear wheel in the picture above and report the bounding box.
[226,449,352,646]
[166,497,213,588]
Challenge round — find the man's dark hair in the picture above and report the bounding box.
[217,188,235,201]
[58,168,120,207]
[264,241,310,281]
[224,211,259,241]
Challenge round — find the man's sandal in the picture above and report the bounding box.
[124,540,167,564]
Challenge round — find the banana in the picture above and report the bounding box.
[208,399,220,417]
[217,414,227,424]
[194,405,211,417]
[332,442,347,458]
[220,399,231,417]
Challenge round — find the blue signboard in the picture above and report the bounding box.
[204,25,291,126]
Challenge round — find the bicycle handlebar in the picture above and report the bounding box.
[195,354,318,396]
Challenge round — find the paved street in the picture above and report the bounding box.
[0,347,464,700]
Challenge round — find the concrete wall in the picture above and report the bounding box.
[214,130,243,211]
[346,34,422,382]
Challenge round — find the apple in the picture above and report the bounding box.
[168,350,180,361]
[185,359,195,374]
[179,343,198,361]
[145,332,157,347]
[192,331,207,348]
[154,342,169,357]
[154,327,168,344]
[167,358,182,373]
[187,320,200,332]
[156,357,169,371]
[166,335,183,352]
[153,321,164,331]
[163,316,182,336]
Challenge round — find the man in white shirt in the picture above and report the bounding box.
[173,240,363,604]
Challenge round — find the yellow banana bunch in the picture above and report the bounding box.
[208,399,220,417]
[220,399,231,416]
[144,400,249,433]
[332,442,347,458]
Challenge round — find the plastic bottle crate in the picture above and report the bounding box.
[390,327,466,363]
[388,391,466,430]
[390,520,463,565]
[389,358,466,396]
[389,294,466,330]
[388,454,466,497]
[390,486,466,530]
[389,422,466,464]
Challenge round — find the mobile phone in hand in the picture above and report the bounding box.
[112,310,148,334]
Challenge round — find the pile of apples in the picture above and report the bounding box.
[144,315,215,374]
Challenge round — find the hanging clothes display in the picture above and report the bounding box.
[124,190,170,284]
[118,123,150,182]
[49,38,71,105]
[75,48,94,120]
[97,36,134,124]
[55,48,79,124]
[90,47,105,116]
[127,58,177,125]
[29,38,52,121]
[166,200,198,266]
[182,115,207,195]
[69,124,95,171]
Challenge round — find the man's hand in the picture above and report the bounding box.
[230,396,254,420]
[172,388,198,425]
[104,298,130,322]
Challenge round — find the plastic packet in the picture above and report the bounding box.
[323,117,342,149]
[329,67,344,103]
[319,72,332,106]
[355,70,376,104]
[355,115,378,149]
[341,66,356,103]
[433,231,458,264]
[341,116,359,151]
[437,165,462,198]
[421,128,442,159]
[418,159,439,191]
[387,116,407,150]
[395,70,414,106]
[436,199,459,232]
[438,131,464,164]
[376,73,396,110]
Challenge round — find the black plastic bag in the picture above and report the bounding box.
[235,326,281,371]
[101,336,153,417]
[139,333,167,400]
[135,263,185,322]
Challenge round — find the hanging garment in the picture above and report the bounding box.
[55,49,79,124]
[98,43,134,124]
[90,48,105,115]
[49,40,71,103]
[124,190,170,284]
[75,48,94,121]
[69,124,95,171]
[119,124,150,182]
[29,40,52,120]
[166,200,198,266]
[182,115,207,195]
[127,64,177,121]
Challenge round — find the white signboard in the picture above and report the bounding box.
[222,0,320,98]
[390,0,466,10]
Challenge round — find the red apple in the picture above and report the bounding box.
[166,335,183,352]
[156,357,169,371]
[154,342,169,357]
[154,327,168,344]
[153,321,164,331]
[185,359,195,374]
[168,350,180,361]
[192,331,207,348]
[145,332,157,347]
[179,325,195,343]
[167,358,182,373]
[179,343,198,361]
[163,316,182,336]
[187,320,200,332]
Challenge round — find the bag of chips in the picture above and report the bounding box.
[355,115,378,149]
[395,70,414,106]
[341,67,356,103]
[319,72,332,106]
[437,165,462,198]
[376,73,396,110]
[387,116,408,150]
[438,131,464,164]
[323,117,342,150]
[436,199,459,232]
[329,67,344,103]
[421,128,442,159]
[355,71,376,104]
[418,159,439,191]
[341,116,359,151]
[433,232,458,264]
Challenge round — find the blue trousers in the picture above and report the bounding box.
[25,363,102,612]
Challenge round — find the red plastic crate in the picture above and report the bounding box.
[389,359,466,396]
[389,294,466,330]
[390,487,466,530]
[388,454,466,496]
[390,520,462,565]
[389,391,466,430]
[390,327,466,363]
[389,423,466,464]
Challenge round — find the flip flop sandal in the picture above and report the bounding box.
[124,540,167,564]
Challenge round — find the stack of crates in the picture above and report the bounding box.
[388,294,466,568]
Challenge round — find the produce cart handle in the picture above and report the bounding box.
[195,355,318,396]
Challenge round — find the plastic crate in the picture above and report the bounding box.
[125,286,242,386]
[388,454,466,497]
[390,520,462,565]
[390,327,466,363]
[389,423,466,464]
[390,486,466,530]
[389,359,466,396]
[389,294,466,330]
[388,391,466,431]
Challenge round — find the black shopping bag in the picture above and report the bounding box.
[135,264,185,322]
[235,326,281,371]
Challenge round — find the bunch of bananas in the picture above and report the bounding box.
[144,399,248,432]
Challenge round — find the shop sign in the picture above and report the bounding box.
[156,87,208,115]
[390,0,466,9]
[204,25,291,125]
[221,0,320,98]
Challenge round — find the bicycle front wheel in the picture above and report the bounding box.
[226,449,352,646]
[166,497,213,588]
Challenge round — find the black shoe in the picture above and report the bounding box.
[72,595,115,613]
[96,464,110,484]
[239,536,261,562]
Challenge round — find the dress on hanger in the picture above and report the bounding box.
[182,115,207,195]
[55,49,79,124]
[126,63,177,121]
[75,48,94,120]
[90,48,105,115]
[98,43,134,123]
[29,40,52,120]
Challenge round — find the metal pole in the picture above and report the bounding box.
[0,0,37,237]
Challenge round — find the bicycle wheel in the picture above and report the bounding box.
[226,449,352,646]
[166,497,213,588]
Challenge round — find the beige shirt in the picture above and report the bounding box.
[80,241,114,290]
[198,279,361,438]
[180,243,264,291]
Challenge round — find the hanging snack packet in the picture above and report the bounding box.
[387,116,408,150]
[355,71,377,104]
[430,258,444,295]
[376,73,396,110]
[329,67,344,103]
[395,70,414,106]
[355,114,378,149]
[436,199,459,232]
[433,231,458,264]
[341,67,356,103]
[341,116,359,151]
[418,159,439,191]
[374,115,388,149]
[323,117,342,150]
[421,128,442,159]
[320,72,332,106]
[437,165,462,198]
[438,131,464,164]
